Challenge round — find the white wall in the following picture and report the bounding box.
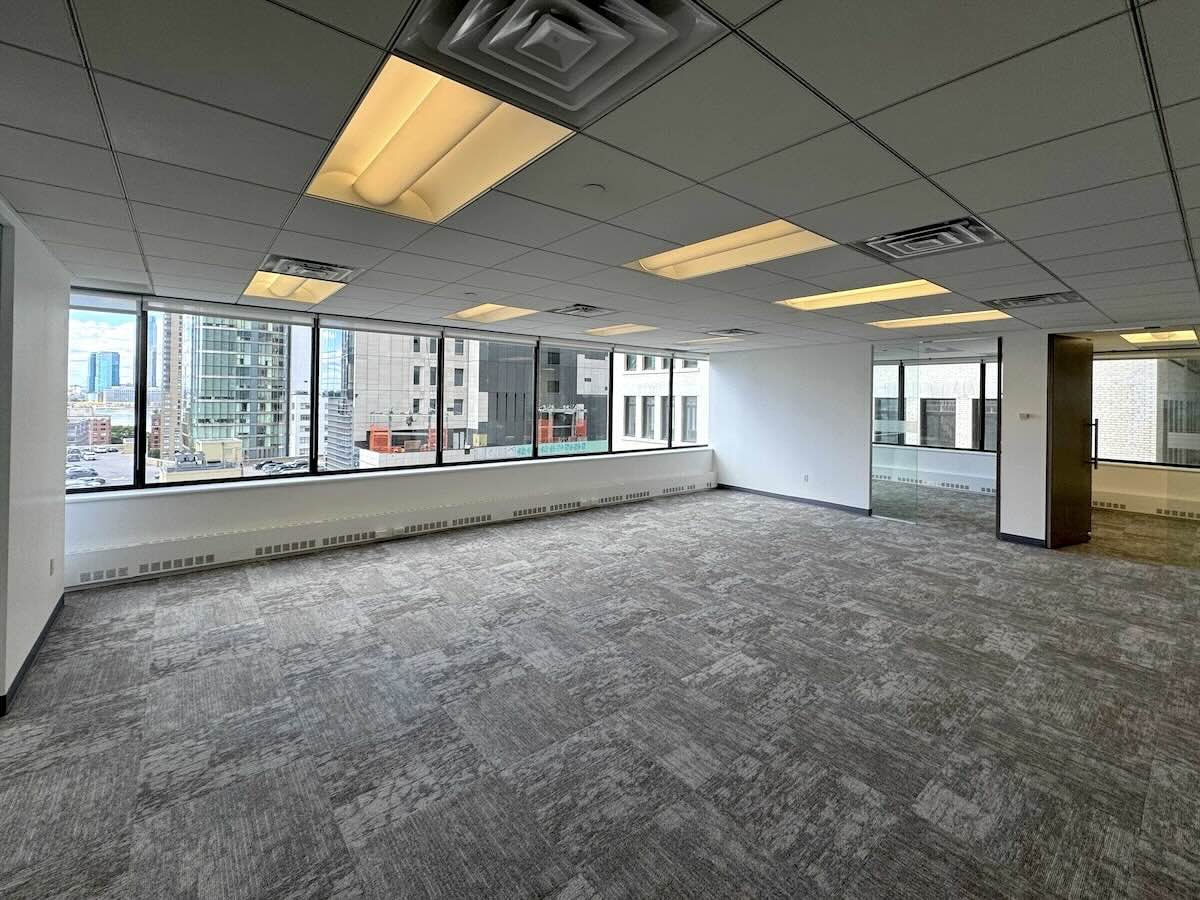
[998,332,1048,542]
[710,343,872,510]
[0,196,70,692]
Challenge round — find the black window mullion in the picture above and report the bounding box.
[435,329,444,466]
[607,347,614,454]
[667,355,675,448]
[532,339,540,459]
[134,302,148,489]
[308,319,320,475]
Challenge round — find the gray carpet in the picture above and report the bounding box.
[1064,507,1200,569]
[2,489,1199,899]
[871,479,997,537]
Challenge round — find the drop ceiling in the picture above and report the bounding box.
[0,0,1196,352]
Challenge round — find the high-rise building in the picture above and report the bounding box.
[146,314,159,389]
[157,312,185,457]
[86,351,119,394]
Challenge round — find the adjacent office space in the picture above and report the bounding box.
[1,1,1199,897]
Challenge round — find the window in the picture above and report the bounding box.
[430,366,438,386]
[872,363,903,444]
[412,366,420,385]
[412,337,420,352]
[454,338,464,355]
[66,300,139,489]
[145,308,311,484]
[443,337,533,464]
[538,345,610,455]
[624,397,636,437]
[641,396,655,439]
[614,353,667,450]
[318,326,435,471]
[660,397,670,442]
[642,356,655,370]
[672,358,709,447]
[920,398,957,449]
[872,359,993,451]
[454,367,464,386]
[1094,353,1200,467]
[624,354,636,372]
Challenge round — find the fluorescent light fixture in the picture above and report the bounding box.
[446,302,537,323]
[869,310,1011,329]
[776,279,949,311]
[243,270,344,304]
[626,221,835,280]
[307,57,571,223]
[1121,329,1197,344]
[585,323,657,336]
[679,336,740,345]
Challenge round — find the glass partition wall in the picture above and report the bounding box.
[65,292,708,493]
[871,337,1000,536]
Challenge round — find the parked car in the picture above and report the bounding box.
[66,466,99,478]
[66,477,106,488]
[82,451,96,461]
[66,450,82,462]
[254,459,279,470]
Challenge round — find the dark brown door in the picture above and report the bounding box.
[1046,335,1093,548]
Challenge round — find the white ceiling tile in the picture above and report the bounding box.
[458,269,553,295]
[1080,278,1199,301]
[893,243,1033,278]
[525,281,634,306]
[1165,97,1200,168]
[792,180,966,244]
[1178,167,1200,212]
[335,284,429,306]
[1142,0,1200,107]
[610,185,771,244]
[0,126,122,195]
[403,228,527,266]
[271,230,391,268]
[493,250,607,281]
[117,154,296,227]
[275,0,414,46]
[935,264,1053,293]
[308,296,400,317]
[46,242,144,270]
[284,196,428,250]
[78,0,380,138]
[863,17,1150,173]
[20,215,138,252]
[138,234,265,269]
[1006,305,1112,328]
[130,202,278,250]
[145,257,254,285]
[745,0,1122,118]
[710,125,915,218]
[1045,241,1191,277]
[498,135,692,220]
[373,251,482,281]
[0,0,82,61]
[0,177,131,229]
[1064,262,1196,290]
[97,74,329,191]
[807,264,913,291]
[0,44,106,146]
[736,278,824,302]
[758,245,881,279]
[958,278,1069,302]
[543,223,676,265]
[587,35,845,181]
[1016,213,1185,261]
[72,274,153,292]
[428,283,514,304]
[443,192,594,247]
[932,115,1165,210]
[981,174,1178,238]
[566,266,713,303]
[686,267,787,293]
[350,270,446,294]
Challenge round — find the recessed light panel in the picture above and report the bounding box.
[447,302,538,322]
[869,310,1011,329]
[307,56,570,223]
[777,279,949,311]
[1121,329,1197,344]
[394,0,723,127]
[585,323,657,336]
[627,221,835,280]
[679,336,739,344]
[244,271,345,304]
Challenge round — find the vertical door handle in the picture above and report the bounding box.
[1091,419,1099,469]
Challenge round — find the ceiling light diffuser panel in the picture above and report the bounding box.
[628,221,835,280]
[585,323,656,336]
[1121,329,1198,344]
[776,279,949,311]
[307,56,570,223]
[394,0,723,127]
[446,302,538,322]
[243,271,345,304]
[869,310,1011,329]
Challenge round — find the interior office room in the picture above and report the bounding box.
[0,1,1198,897]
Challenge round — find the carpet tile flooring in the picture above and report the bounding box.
[4,489,1200,898]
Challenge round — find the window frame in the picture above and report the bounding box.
[1093,351,1200,470]
[65,292,710,494]
[870,358,999,454]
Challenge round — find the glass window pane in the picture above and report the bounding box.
[317,326,436,471]
[872,363,903,444]
[672,357,709,446]
[906,361,981,450]
[145,310,310,483]
[613,353,668,450]
[443,337,534,464]
[537,345,609,456]
[66,306,138,489]
[1094,354,1200,466]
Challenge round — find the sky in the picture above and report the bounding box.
[68,309,136,389]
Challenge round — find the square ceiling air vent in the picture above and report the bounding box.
[259,254,360,283]
[851,217,1002,262]
[394,0,723,127]
[979,291,1083,310]
[705,328,759,337]
[546,303,613,316]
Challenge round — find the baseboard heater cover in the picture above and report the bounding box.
[67,472,716,588]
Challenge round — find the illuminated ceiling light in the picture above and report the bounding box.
[627,221,835,280]
[776,279,949,311]
[243,270,344,304]
[446,302,537,323]
[679,336,740,344]
[585,323,657,336]
[869,310,1012,329]
[1121,329,1198,344]
[307,56,571,223]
